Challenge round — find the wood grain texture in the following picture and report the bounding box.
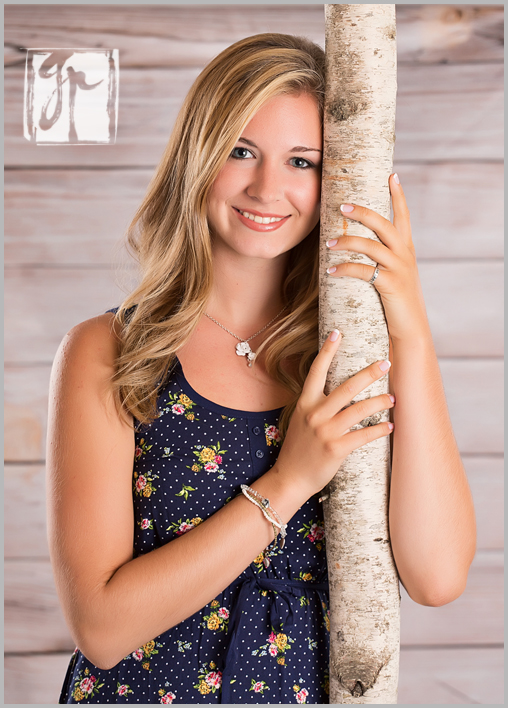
[393,89,503,162]
[5,161,503,265]
[4,267,132,363]
[418,262,503,357]
[4,365,51,462]
[5,559,75,653]
[5,65,503,166]
[395,4,504,64]
[398,646,504,704]
[4,5,326,69]
[5,169,145,264]
[4,551,502,654]
[4,464,50,558]
[400,550,503,646]
[392,162,504,260]
[4,652,72,705]
[439,358,504,454]
[4,456,502,561]
[463,456,504,550]
[4,262,502,362]
[4,646,504,705]
[397,62,503,94]
[4,4,503,67]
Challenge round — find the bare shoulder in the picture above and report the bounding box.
[55,312,120,371]
[51,312,130,425]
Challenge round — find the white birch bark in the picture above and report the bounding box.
[320,5,400,704]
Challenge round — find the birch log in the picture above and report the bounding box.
[320,5,400,704]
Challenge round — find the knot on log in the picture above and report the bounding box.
[328,97,367,123]
[334,651,388,697]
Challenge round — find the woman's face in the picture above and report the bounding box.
[207,92,322,261]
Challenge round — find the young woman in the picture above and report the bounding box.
[48,34,476,704]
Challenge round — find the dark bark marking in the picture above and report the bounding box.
[335,650,389,696]
[345,297,362,309]
[360,412,382,427]
[328,97,367,123]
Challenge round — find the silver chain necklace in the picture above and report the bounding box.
[204,303,289,367]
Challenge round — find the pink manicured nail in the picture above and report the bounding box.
[329,329,341,342]
[393,173,400,185]
[340,204,354,213]
[327,266,337,274]
[379,360,391,372]
[389,395,395,403]
[326,239,337,248]
[388,422,394,431]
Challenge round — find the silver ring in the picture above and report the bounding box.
[368,265,380,285]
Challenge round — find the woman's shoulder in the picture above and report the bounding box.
[51,312,130,423]
[57,312,121,371]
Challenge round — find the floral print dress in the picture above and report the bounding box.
[59,353,330,704]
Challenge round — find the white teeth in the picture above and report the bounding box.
[238,210,284,224]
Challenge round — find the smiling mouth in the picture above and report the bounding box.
[233,207,290,224]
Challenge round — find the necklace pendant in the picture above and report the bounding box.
[236,341,256,366]
[236,341,251,357]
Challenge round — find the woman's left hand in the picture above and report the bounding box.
[325,173,430,343]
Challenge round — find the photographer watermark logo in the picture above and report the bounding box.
[24,48,119,145]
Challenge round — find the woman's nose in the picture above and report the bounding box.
[246,161,283,204]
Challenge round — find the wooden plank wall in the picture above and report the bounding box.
[4,4,504,704]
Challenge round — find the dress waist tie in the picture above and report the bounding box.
[220,566,328,702]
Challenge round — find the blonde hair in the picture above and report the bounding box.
[113,33,325,440]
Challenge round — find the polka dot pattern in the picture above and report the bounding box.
[59,353,330,704]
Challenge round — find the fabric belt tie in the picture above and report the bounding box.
[220,566,328,702]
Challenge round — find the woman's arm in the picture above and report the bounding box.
[326,174,477,606]
[388,332,476,606]
[46,315,310,671]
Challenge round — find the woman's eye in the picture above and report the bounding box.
[290,156,314,169]
[231,147,253,159]
[230,148,316,169]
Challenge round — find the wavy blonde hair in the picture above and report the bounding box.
[113,33,325,440]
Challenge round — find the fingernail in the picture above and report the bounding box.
[326,239,337,248]
[388,422,394,431]
[340,204,354,213]
[389,394,395,403]
[379,360,391,372]
[393,173,400,185]
[326,266,337,274]
[329,329,341,342]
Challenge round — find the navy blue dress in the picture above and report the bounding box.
[59,349,330,704]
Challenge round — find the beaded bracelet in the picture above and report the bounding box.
[242,487,279,547]
[240,484,287,550]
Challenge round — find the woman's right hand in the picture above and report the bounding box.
[274,330,394,499]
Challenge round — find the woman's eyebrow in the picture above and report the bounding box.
[237,137,322,154]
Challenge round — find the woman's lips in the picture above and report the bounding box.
[233,207,291,232]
